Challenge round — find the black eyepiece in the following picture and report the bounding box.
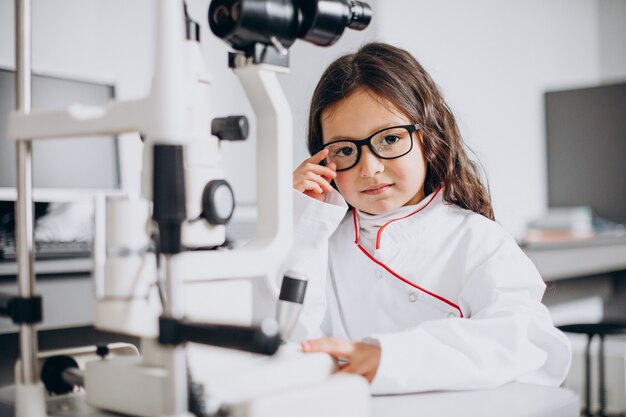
[347,1,372,30]
[212,4,231,27]
[208,0,372,54]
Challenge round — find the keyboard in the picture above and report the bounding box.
[0,233,91,261]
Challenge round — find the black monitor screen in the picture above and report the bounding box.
[0,69,120,190]
[545,82,626,224]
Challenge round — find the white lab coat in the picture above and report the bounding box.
[286,187,572,395]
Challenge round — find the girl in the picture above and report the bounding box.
[289,42,571,394]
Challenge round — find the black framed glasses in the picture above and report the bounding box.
[315,124,421,172]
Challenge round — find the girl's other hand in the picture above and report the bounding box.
[301,337,381,383]
[293,149,337,202]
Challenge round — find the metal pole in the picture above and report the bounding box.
[15,0,39,386]
[583,335,592,417]
[162,254,188,415]
[599,334,606,417]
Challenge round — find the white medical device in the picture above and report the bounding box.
[3,1,373,416]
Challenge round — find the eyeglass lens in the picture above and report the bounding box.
[323,126,414,171]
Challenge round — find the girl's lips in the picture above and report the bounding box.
[362,184,392,195]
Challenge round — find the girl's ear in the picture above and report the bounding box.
[417,129,426,146]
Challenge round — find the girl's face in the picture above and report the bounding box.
[321,88,427,215]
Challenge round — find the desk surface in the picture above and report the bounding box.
[1,235,625,282]
[0,236,624,334]
[373,382,577,417]
[0,382,578,417]
[523,236,626,281]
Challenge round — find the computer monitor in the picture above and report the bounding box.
[0,68,120,190]
[545,81,626,225]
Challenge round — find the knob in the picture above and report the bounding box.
[211,116,249,141]
[96,344,110,359]
[277,272,308,342]
[40,355,80,395]
[202,179,235,225]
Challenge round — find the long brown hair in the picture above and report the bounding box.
[308,42,494,220]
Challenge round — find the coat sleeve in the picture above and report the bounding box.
[283,189,348,342]
[368,239,572,394]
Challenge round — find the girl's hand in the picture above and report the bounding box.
[293,149,337,202]
[301,337,381,383]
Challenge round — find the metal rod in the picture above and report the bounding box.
[599,334,606,417]
[163,255,184,318]
[162,254,188,415]
[15,0,39,386]
[62,368,85,388]
[584,334,592,417]
[92,194,106,299]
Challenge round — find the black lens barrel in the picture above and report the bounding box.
[299,0,352,46]
[209,0,299,51]
[208,0,372,52]
[300,0,373,46]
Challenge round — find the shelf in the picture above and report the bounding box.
[0,258,92,278]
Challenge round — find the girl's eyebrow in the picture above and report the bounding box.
[326,133,358,142]
[325,123,404,143]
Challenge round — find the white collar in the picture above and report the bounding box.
[356,203,421,231]
[353,188,443,253]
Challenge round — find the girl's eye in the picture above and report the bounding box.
[382,135,400,145]
[332,146,355,157]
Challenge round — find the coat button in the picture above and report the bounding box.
[408,292,418,303]
[375,270,383,280]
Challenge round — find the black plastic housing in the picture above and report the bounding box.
[208,0,372,56]
[212,115,249,141]
[278,274,308,304]
[0,293,42,324]
[159,316,281,356]
[152,145,186,254]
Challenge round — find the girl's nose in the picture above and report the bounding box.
[358,146,384,177]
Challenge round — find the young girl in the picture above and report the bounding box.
[289,42,571,394]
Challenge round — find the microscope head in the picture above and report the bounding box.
[208,0,372,56]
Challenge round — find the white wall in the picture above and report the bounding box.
[187,0,379,204]
[2,0,624,236]
[0,0,155,195]
[377,0,626,237]
[599,0,626,81]
[1,0,378,205]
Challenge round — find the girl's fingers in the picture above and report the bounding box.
[338,363,377,383]
[297,149,336,176]
[293,150,337,197]
[300,180,323,194]
[302,338,381,384]
[298,162,336,181]
[301,337,355,358]
[335,347,379,383]
[296,173,333,193]
[310,148,330,164]
[338,363,356,374]
[308,172,333,192]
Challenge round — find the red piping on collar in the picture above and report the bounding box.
[356,243,464,318]
[352,186,443,249]
[375,187,442,250]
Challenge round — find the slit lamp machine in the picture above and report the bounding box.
[1,0,373,416]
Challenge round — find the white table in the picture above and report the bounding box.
[0,382,578,417]
[372,383,578,417]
